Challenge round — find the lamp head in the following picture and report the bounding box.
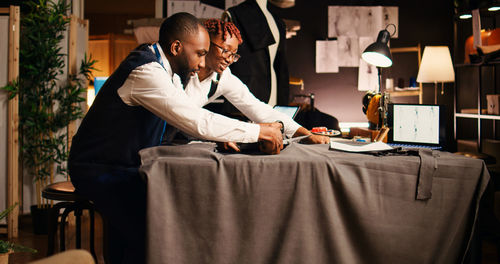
[362,29,393,67]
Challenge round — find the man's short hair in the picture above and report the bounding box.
[159,12,204,52]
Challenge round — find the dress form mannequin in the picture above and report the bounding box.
[256,0,279,106]
[226,0,290,114]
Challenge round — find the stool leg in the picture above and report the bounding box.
[59,206,75,252]
[89,206,97,260]
[47,207,57,255]
[47,204,62,255]
[75,207,82,249]
[102,213,111,264]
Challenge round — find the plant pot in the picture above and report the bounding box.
[30,205,49,235]
[0,252,9,264]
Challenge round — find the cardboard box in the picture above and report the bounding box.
[487,94,500,115]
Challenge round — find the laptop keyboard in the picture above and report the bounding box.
[388,143,442,150]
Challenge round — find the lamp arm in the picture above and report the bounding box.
[377,67,382,93]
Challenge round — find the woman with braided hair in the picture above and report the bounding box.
[184,18,329,151]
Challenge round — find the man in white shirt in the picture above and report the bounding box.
[185,18,330,150]
[69,13,283,264]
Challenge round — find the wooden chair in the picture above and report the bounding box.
[41,181,97,261]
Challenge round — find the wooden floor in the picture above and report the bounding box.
[1,213,105,264]
[1,213,499,264]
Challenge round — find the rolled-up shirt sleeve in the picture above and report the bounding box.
[215,68,301,138]
[117,62,260,143]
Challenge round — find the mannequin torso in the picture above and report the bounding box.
[256,0,279,106]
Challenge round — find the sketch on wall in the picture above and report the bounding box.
[357,36,378,91]
[382,6,398,36]
[167,0,224,18]
[329,6,382,39]
[337,36,360,67]
[316,40,339,73]
[327,6,398,68]
[328,6,398,39]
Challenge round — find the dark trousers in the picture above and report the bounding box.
[69,162,146,264]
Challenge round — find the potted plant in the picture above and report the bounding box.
[2,0,95,234]
[0,203,37,264]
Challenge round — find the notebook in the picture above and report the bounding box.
[387,103,446,150]
[273,105,300,120]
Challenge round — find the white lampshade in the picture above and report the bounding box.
[417,46,455,83]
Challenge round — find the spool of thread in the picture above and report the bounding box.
[409,77,417,87]
[397,78,405,89]
[385,78,394,91]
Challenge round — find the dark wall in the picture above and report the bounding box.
[270,0,455,122]
[85,0,155,35]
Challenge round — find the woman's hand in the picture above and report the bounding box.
[301,134,330,144]
[217,142,241,152]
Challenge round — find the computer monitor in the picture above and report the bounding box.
[387,103,446,149]
[94,77,108,95]
[273,105,300,120]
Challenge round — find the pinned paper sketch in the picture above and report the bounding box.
[358,36,378,91]
[337,36,359,67]
[358,59,378,91]
[328,6,398,39]
[316,40,339,73]
[168,0,223,18]
[383,6,398,37]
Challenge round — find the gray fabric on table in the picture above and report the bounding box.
[139,143,490,264]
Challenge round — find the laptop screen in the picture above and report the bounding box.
[273,105,300,120]
[387,104,445,147]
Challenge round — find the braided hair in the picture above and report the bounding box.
[204,18,243,45]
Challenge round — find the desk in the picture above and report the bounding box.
[139,143,489,264]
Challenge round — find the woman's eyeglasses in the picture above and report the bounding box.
[211,42,241,63]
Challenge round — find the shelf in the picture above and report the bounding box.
[455,113,500,120]
[455,61,500,67]
[387,44,423,103]
[386,90,420,97]
[390,46,420,53]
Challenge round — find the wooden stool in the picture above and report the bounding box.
[42,181,97,260]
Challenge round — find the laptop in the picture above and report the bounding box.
[387,103,446,150]
[273,105,300,120]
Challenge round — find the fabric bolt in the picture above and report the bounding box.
[140,143,490,264]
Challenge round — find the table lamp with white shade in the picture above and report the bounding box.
[416,46,455,104]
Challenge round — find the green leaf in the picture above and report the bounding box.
[0,203,18,221]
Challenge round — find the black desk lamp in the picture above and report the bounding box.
[361,28,393,68]
[361,25,395,128]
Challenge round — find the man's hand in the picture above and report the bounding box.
[257,122,283,154]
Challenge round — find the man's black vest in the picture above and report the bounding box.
[69,44,166,169]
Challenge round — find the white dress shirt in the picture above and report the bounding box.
[185,67,301,138]
[117,44,260,143]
